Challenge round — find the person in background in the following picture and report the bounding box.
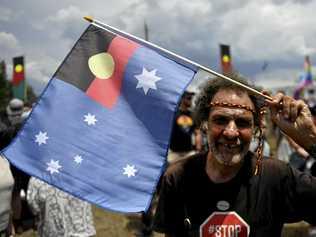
[27,177,96,237]
[168,91,202,163]
[5,99,24,127]
[0,155,14,237]
[2,98,34,234]
[153,75,316,236]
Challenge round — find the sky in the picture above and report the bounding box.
[1,0,316,95]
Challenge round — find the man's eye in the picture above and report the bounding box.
[212,117,228,125]
[236,119,252,128]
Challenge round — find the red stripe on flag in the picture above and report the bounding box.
[222,62,232,74]
[86,36,139,108]
[12,72,24,86]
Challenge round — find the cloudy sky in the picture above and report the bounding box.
[1,0,316,95]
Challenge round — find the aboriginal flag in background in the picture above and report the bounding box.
[220,44,232,74]
[12,56,26,100]
[4,24,197,213]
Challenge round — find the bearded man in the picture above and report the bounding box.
[153,75,316,237]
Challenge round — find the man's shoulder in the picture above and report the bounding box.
[261,157,289,169]
[164,152,206,178]
[258,157,292,182]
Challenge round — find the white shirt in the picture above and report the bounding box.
[0,156,14,231]
[27,177,96,237]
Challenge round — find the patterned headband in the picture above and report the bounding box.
[209,101,256,113]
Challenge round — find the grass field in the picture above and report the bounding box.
[16,205,164,237]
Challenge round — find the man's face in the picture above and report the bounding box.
[182,94,193,108]
[207,89,255,166]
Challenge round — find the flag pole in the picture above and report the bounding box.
[83,16,272,101]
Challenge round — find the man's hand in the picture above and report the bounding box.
[267,92,316,150]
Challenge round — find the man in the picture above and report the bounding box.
[153,75,316,236]
[2,98,35,234]
[168,91,202,163]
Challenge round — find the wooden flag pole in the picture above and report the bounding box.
[83,16,273,101]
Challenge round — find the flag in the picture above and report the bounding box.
[220,44,232,74]
[294,56,313,99]
[2,24,197,213]
[12,56,26,101]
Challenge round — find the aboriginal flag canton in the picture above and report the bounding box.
[3,24,197,213]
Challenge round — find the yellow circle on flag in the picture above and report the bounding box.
[88,52,115,79]
[222,55,230,63]
[15,64,23,73]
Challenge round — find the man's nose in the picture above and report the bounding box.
[223,121,239,138]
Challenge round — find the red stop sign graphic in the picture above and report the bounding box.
[200,211,250,237]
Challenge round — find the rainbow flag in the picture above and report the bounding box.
[294,56,313,99]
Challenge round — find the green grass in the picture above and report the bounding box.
[17,205,164,237]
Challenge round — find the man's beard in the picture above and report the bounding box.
[209,139,249,166]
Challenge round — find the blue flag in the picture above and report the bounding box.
[2,24,197,213]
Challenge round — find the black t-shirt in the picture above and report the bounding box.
[169,110,195,152]
[153,152,316,237]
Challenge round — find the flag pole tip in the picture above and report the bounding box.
[83,16,93,23]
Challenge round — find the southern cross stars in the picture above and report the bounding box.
[35,131,49,145]
[84,113,97,126]
[123,164,138,178]
[73,155,83,164]
[135,67,162,95]
[46,160,62,174]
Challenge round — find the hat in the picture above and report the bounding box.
[6,98,24,117]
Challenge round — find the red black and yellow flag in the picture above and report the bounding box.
[220,44,232,74]
[12,56,26,100]
[54,26,138,109]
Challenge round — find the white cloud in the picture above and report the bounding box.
[254,67,300,89]
[0,7,13,22]
[0,32,21,59]
[215,0,316,62]
[1,0,316,95]
[0,32,19,49]
[49,5,84,23]
[33,6,87,36]
[25,59,58,94]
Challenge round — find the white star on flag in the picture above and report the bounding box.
[46,160,62,174]
[123,164,138,178]
[73,155,83,164]
[35,131,49,146]
[84,113,97,125]
[135,67,162,95]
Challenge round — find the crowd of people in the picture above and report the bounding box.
[1,72,316,237]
